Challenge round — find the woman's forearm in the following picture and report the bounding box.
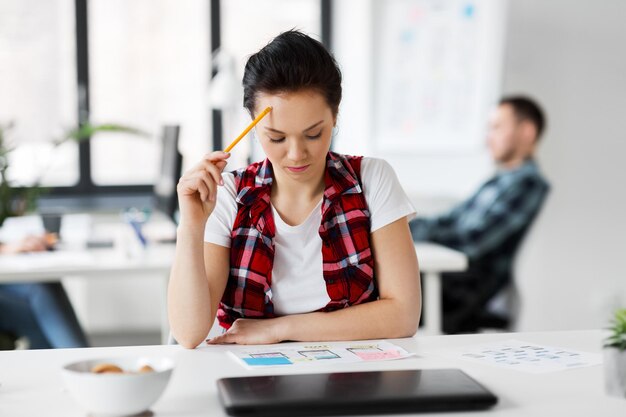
[167,225,212,348]
[277,297,421,342]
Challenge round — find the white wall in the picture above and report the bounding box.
[334,0,626,330]
[504,0,626,330]
[332,0,499,202]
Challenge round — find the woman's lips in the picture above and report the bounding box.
[286,165,310,173]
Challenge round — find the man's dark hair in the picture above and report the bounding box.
[242,30,342,116]
[500,95,546,140]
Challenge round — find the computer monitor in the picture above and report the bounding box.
[153,125,182,221]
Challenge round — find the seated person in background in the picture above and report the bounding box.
[0,234,89,349]
[410,96,550,334]
[168,30,421,348]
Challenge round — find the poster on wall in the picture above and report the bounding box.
[373,0,507,152]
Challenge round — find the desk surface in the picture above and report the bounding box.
[0,242,465,283]
[0,213,176,282]
[0,244,175,282]
[0,330,623,417]
[414,242,467,272]
[0,234,467,339]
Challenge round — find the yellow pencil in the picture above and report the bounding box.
[223,106,273,152]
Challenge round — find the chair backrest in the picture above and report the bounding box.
[501,190,549,266]
[153,125,182,222]
[483,191,550,326]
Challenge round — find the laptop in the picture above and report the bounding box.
[216,368,498,416]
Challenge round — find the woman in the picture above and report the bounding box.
[168,30,421,348]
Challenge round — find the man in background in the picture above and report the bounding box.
[411,96,550,333]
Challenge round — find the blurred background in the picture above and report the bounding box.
[0,0,624,346]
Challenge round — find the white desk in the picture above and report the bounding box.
[0,330,623,416]
[0,213,177,343]
[0,244,175,344]
[0,245,175,283]
[0,242,462,343]
[415,243,468,335]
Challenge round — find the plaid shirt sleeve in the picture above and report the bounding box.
[410,167,549,259]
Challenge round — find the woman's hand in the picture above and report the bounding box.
[206,318,286,345]
[177,151,230,226]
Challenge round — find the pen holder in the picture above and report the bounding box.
[604,308,626,398]
[604,347,626,398]
[120,207,151,247]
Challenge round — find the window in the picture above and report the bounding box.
[0,0,78,187]
[88,0,210,186]
[218,0,324,166]
[1,0,328,199]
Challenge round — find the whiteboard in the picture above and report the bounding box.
[373,0,507,152]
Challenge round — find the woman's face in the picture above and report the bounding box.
[254,89,335,187]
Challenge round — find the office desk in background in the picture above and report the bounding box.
[0,330,621,417]
[0,215,466,340]
[415,243,468,335]
[0,243,176,344]
[0,213,177,344]
[0,243,465,340]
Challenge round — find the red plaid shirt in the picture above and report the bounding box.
[217,152,377,328]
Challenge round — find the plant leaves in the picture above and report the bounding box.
[605,308,626,351]
[1,121,148,224]
[57,123,150,145]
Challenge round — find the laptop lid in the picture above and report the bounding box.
[217,368,498,417]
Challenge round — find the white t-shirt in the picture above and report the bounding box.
[204,157,415,315]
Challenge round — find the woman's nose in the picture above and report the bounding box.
[287,140,306,161]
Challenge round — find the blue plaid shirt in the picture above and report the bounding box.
[410,159,550,288]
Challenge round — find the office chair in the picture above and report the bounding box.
[441,200,548,334]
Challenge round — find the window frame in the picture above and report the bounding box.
[39,0,331,207]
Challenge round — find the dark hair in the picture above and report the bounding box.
[500,95,546,140]
[242,30,342,117]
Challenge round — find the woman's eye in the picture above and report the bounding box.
[306,131,322,140]
[269,137,285,143]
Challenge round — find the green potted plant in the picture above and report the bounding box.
[604,308,626,397]
[0,121,148,226]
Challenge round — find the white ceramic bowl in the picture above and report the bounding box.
[61,356,174,416]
